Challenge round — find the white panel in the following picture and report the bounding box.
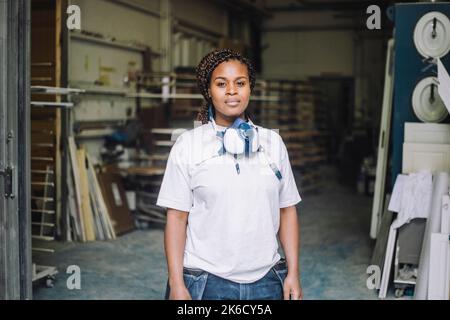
[379,225,397,299]
[371,39,394,239]
[442,195,450,234]
[428,233,450,300]
[415,173,450,300]
[404,122,450,144]
[402,143,450,174]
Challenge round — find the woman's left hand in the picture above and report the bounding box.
[283,273,303,300]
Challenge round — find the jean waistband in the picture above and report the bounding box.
[183,267,205,277]
[272,258,287,271]
[183,258,287,277]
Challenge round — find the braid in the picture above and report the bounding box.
[196,49,256,124]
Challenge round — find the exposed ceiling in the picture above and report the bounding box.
[263,0,396,12]
[259,0,407,32]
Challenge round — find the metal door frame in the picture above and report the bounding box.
[0,0,32,300]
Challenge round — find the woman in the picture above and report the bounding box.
[157,49,303,300]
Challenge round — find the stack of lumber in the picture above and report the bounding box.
[254,80,330,192]
[125,129,178,225]
[170,72,202,119]
[66,137,137,241]
[170,85,202,119]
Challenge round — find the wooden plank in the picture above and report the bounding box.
[97,172,135,236]
[31,120,56,133]
[31,105,58,116]
[86,154,116,240]
[30,147,54,158]
[65,159,78,241]
[77,147,96,241]
[31,132,54,144]
[68,137,86,241]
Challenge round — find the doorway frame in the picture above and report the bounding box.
[0,0,32,300]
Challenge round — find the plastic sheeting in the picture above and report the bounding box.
[388,171,433,229]
[414,172,449,300]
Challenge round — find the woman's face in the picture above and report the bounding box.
[208,60,251,125]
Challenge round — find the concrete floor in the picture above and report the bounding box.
[33,166,394,300]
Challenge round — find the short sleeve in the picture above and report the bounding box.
[156,134,193,212]
[278,138,302,208]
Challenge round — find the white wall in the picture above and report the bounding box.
[69,0,164,159]
[171,0,227,36]
[72,0,161,57]
[261,9,387,129]
[171,0,227,68]
[262,30,355,79]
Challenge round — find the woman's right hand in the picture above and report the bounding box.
[169,285,192,300]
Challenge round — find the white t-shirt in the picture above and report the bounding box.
[156,121,301,283]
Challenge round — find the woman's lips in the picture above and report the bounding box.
[225,99,240,106]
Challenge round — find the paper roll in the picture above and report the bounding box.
[414,172,449,300]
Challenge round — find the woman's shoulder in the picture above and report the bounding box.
[170,123,215,152]
[255,124,284,144]
[174,123,212,141]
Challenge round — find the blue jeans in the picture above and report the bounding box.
[165,258,288,300]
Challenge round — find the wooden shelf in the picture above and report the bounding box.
[31,101,74,108]
[31,86,85,95]
[71,32,148,53]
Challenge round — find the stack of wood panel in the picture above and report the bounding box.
[65,138,137,241]
[170,72,202,120]
[255,80,330,192]
[171,86,202,119]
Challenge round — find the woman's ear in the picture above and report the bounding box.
[207,89,211,99]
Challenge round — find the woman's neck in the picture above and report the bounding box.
[214,113,246,127]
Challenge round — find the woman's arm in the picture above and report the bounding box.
[279,205,303,300]
[164,208,191,300]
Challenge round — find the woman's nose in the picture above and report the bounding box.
[226,83,237,95]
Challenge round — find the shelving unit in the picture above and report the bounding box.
[253,80,330,192]
[70,31,162,56]
[30,86,83,287]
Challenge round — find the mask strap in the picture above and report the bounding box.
[258,146,283,181]
[208,105,218,132]
[208,105,214,121]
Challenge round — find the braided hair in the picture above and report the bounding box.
[196,49,256,124]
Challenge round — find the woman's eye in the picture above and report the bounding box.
[237,81,246,87]
[216,82,226,87]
